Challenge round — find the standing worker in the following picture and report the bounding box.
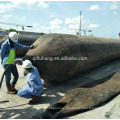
[16,60,43,105]
[1,32,34,94]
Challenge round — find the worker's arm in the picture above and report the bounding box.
[15,43,34,49]
[14,42,30,49]
[28,80,43,91]
[1,44,7,61]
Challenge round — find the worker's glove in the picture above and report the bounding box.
[29,44,34,49]
[14,59,22,65]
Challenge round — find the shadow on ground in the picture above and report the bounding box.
[0,105,44,119]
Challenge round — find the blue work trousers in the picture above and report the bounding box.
[4,64,19,87]
[17,85,43,99]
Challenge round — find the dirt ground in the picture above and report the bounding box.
[0,36,5,40]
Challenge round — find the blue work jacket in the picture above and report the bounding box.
[1,39,29,67]
[26,67,43,92]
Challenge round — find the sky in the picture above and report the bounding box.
[0,0,120,38]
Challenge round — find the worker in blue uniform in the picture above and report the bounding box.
[16,60,43,105]
[1,32,34,94]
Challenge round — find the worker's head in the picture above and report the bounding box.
[22,60,33,76]
[9,32,18,42]
[22,60,33,68]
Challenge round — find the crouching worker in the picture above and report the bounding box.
[15,59,43,105]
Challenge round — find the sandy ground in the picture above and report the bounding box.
[0,58,120,119]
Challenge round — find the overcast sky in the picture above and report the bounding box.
[0,1,120,38]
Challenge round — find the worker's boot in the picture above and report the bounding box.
[29,96,39,105]
[11,84,18,94]
[7,86,17,94]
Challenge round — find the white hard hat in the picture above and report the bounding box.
[22,60,33,68]
[9,32,18,42]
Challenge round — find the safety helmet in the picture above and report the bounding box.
[22,60,33,68]
[9,32,18,42]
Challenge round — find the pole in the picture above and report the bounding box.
[79,11,82,36]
